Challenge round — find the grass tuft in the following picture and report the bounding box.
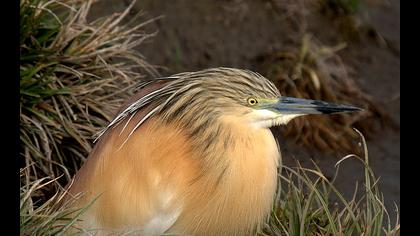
[20,166,91,236]
[20,0,158,191]
[260,129,400,236]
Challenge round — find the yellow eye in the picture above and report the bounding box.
[247,98,258,106]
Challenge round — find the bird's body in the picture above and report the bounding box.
[65,68,359,235]
[70,115,279,235]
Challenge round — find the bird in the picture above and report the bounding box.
[64,67,361,236]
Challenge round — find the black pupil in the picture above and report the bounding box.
[250,99,255,104]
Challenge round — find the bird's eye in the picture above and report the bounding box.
[247,98,258,106]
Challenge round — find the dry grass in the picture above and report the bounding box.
[20,0,158,191]
[260,0,398,154]
[259,34,397,154]
[20,168,89,235]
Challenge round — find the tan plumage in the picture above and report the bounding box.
[65,67,360,235]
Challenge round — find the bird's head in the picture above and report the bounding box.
[160,68,361,130]
[239,96,362,129]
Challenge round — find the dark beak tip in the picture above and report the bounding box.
[316,105,364,114]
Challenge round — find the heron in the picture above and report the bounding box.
[65,67,361,235]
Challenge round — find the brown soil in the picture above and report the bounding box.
[89,0,400,222]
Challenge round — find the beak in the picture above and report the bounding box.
[267,97,363,115]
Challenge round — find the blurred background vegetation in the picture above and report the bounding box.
[20,0,399,234]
